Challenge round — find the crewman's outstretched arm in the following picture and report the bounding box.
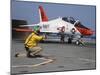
[35,35,45,41]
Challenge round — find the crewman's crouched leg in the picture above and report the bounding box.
[29,46,43,58]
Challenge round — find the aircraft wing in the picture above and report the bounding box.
[19,24,40,27]
[13,23,41,32]
[12,28,34,32]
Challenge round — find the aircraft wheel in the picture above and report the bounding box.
[75,40,79,45]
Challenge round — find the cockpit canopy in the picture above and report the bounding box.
[62,17,89,29]
[62,17,76,24]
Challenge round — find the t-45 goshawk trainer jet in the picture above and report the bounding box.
[13,5,94,43]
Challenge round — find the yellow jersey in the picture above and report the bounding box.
[24,32,44,48]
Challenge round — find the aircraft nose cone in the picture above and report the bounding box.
[77,28,94,36]
[85,29,93,35]
[75,25,94,36]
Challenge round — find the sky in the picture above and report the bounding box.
[11,0,96,31]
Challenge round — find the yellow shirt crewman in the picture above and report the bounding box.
[24,31,45,58]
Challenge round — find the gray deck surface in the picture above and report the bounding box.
[11,40,96,74]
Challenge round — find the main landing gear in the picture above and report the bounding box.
[68,38,72,44]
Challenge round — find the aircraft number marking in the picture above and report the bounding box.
[43,24,49,29]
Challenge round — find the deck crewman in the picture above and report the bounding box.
[24,28,45,58]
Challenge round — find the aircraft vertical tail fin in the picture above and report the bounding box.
[39,5,48,22]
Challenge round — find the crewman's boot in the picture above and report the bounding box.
[27,52,35,58]
[15,53,19,57]
[34,55,43,58]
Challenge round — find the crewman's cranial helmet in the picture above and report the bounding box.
[33,26,40,34]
